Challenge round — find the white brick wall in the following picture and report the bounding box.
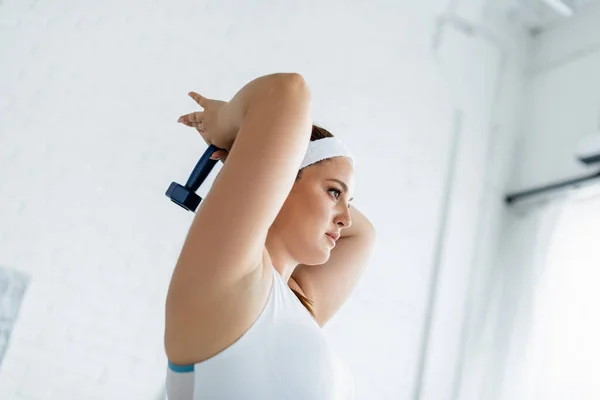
[0,0,526,399]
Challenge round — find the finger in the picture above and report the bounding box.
[189,92,207,107]
[177,111,204,127]
[210,150,228,160]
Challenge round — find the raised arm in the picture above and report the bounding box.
[166,73,312,305]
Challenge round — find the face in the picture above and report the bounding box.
[270,156,355,266]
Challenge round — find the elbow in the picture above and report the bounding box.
[271,72,307,85]
[282,72,308,86]
[270,73,311,98]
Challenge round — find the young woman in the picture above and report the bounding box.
[164,72,376,399]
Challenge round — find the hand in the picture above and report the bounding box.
[177,92,236,162]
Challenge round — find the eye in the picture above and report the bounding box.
[328,188,342,200]
[328,187,352,208]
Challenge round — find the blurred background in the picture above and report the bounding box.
[1,0,599,399]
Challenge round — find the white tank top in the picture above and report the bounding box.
[165,265,356,400]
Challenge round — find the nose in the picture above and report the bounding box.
[335,206,352,228]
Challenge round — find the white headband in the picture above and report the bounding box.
[300,137,355,170]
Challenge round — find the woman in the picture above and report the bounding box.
[164,73,376,399]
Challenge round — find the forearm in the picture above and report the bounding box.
[341,206,376,239]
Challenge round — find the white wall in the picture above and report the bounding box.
[424,3,531,400]
[460,2,600,399]
[0,0,525,399]
[511,3,600,192]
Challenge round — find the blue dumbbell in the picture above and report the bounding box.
[166,144,222,212]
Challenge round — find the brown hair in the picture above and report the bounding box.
[289,124,335,321]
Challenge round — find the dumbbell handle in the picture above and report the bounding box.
[165,144,225,213]
[185,144,221,191]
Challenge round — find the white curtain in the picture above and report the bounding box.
[486,183,600,400]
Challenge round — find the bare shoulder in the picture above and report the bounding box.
[165,250,274,365]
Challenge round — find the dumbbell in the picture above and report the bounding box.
[165,144,222,212]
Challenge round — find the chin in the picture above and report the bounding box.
[291,236,331,266]
[301,247,331,266]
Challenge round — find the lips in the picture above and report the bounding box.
[326,232,340,242]
[325,234,336,247]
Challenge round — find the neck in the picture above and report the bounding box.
[264,234,298,283]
